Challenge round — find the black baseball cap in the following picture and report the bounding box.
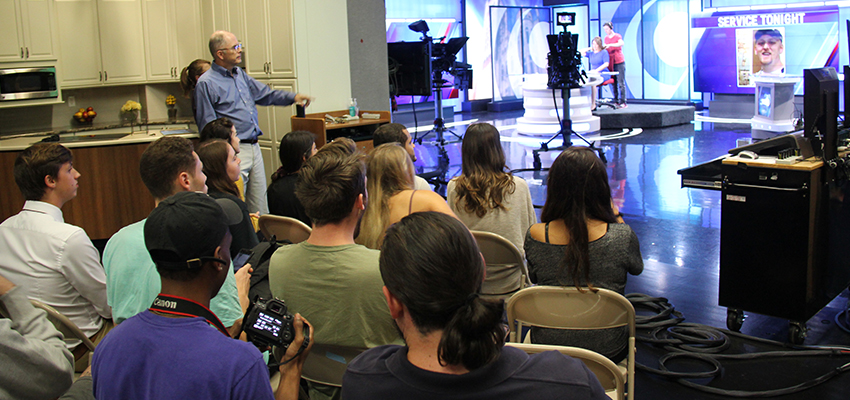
[144,191,243,270]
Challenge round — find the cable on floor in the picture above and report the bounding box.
[626,293,850,398]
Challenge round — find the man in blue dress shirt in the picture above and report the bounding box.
[195,30,312,215]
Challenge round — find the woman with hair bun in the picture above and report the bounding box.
[343,212,607,399]
[524,146,642,362]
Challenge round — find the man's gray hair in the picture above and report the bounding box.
[209,31,229,58]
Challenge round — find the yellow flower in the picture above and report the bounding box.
[165,95,176,106]
[121,100,142,113]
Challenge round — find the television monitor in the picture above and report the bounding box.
[388,41,432,96]
[757,86,772,118]
[803,67,839,159]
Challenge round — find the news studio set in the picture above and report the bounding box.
[382,2,850,397]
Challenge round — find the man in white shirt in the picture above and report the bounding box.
[0,143,111,366]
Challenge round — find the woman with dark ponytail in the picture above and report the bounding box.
[524,146,643,362]
[343,212,607,399]
[266,131,316,226]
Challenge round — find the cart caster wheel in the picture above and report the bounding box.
[789,322,807,345]
[726,309,745,332]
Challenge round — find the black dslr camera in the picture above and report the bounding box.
[242,298,307,350]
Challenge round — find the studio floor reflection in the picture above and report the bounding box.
[403,108,850,398]
[409,110,744,298]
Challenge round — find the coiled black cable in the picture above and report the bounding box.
[626,293,850,397]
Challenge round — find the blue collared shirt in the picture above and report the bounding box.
[194,62,296,141]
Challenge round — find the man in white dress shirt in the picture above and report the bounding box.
[0,143,111,368]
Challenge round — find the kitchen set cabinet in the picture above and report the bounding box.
[242,0,295,78]
[0,0,57,62]
[55,0,147,87]
[257,79,296,183]
[142,0,205,82]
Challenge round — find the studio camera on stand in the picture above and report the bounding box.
[528,12,605,170]
[387,20,472,146]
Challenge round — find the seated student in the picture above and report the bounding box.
[447,123,536,256]
[197,139,260,258]
[200,117,245,200]
[269,144,402,400]
[267,131,317,226]
[102,137,245,334]
[355,143,458,249]
[93,191,312,400]
[0,143,111,365]
[372,123,430,190]
[0,273,74,400]
[524,147,642,362]
[343,212,607,399]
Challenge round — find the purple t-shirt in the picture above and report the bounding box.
[92,310,273,400]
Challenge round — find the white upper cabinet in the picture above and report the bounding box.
[0,0,57,62]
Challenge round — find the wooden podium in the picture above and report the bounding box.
[290,110,391,153]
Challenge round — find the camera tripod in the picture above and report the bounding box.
[529,86,606,170]
[413,76,462,146]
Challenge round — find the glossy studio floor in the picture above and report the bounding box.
[399,106,850,399]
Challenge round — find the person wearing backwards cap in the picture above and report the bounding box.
[91,191,313,400]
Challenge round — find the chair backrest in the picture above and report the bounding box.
[471,230,531,298]
[30,299,96,351]
[506,343,625,400]
[506,286,636,400]
[259,214,312,244]
[299,343,367,387]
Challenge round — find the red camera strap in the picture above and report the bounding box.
[149,294,230,337]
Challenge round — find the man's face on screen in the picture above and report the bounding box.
[755,34,783,68]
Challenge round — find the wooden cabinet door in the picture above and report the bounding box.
[142,0,175,82]
[0,0,24,62]
[172,0,204,71]
[242,0,268,77]
[55,0,103,87]
[266,0,294,78]
[20,0,56,60]
[97,0,146,84]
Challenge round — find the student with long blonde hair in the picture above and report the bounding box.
[356,144,457,249]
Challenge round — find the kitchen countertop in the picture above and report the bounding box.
[0,119,198,151]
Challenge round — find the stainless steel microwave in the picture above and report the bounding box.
[0,67,59,101]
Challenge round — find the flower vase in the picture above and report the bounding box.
[126,110,139,132]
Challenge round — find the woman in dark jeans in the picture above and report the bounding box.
[523,147,643,362]
[602,22,627,108]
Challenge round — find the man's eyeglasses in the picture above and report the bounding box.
[218,43,242,52]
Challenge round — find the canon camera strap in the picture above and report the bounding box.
[149,294,230,337]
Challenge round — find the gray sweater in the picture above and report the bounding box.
[523,223,643,362]
[0,286,74,399]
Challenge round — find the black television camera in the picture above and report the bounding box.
[242,297,308,351]
[547,12,585,90]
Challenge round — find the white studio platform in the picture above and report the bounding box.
[517,74,602,136]
[751,75,801,140]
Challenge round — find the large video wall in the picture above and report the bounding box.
[385,0,849,104]
[692,6,840,95]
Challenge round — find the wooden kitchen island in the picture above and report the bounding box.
[0,130,197,240]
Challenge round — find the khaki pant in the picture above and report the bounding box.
[73,319,114,372]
